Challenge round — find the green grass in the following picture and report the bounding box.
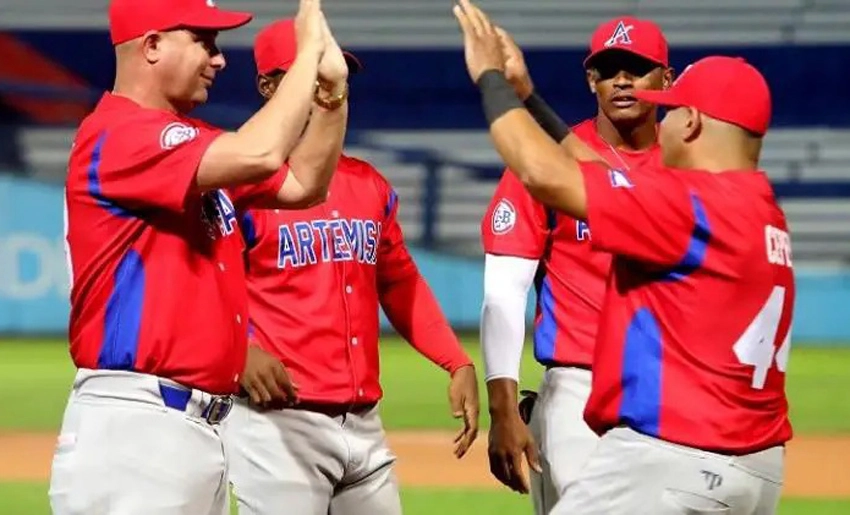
[1,482,847,515]
[1,339,849,514]
[2,339,848,433]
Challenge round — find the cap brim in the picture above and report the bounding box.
[179,9,253,32]
[264,51,363,76]
[632,89,685,108]
[343,51,363,74]
[583,47,666,69]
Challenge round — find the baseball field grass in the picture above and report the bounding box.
[1,338,849,514]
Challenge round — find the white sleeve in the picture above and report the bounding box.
[480,253,539,383]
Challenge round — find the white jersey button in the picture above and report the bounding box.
[351,337,358,346]
[345,285,353,294]
[218,262,225,271]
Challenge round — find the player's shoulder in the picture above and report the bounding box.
[570,118,597,137]
[491,168,541,207]
[338,153,393,190]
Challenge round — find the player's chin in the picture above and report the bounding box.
[604,102,652,124]
[191,87,210,105]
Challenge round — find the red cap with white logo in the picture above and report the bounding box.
[109,0,253,46]
[584,16,669,68]
[633,56,772,136]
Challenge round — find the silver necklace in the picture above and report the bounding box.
[602,139,632,172]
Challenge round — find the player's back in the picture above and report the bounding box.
[583,165,795,454]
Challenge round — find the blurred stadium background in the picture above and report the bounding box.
[1,0,850,514]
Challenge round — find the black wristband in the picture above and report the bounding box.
[477,70,524,125]
[523,92,570,142]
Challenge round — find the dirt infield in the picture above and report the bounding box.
[2,432,849,497]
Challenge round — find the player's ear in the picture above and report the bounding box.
[662,67,674,90]
[586,69,598,94]
[141,31,163,64]
[256,75,275,100]
[683,107,702,142]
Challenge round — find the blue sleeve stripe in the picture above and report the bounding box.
[97,249,145,371]
[86,131,132,218]
[663,193,712,281]
[618,307,663,436]
[384,189,398,218]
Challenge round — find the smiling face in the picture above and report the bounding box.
[144,29,225,112]
[586,49,671,128]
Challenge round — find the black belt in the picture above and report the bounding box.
[290,401,377,418]
[541,361,592,371]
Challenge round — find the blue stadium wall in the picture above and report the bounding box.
[6,30,850,129]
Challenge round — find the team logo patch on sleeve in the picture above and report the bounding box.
[608,168,634,189]
[160,122,200,149]
[492,199,517,234]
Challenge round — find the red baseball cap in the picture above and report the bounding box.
[254,19,362,76]
[584,16,668,68]
[633,56,772,136]
[109,0,253,46]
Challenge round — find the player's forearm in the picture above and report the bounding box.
[285,100,348,202]
[380,274,472,373]
[238,52,321,167]
[523,92,569,143]
[490,110,588,218]
[480,255,533,381]
[196,52,321,190]
[479,71,588,218]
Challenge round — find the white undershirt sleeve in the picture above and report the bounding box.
[480,253,539,383]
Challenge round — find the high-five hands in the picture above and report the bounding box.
[316,8,349,89]
[452,0,506,83]
[294,0,326,60]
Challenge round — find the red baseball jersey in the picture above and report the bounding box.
[580,161,794,454]
[481,119,660,368]
[240,155,466,405]
[65,93,284,394]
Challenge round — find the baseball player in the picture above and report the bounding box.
[457,1,794,513]
[50,0,351,513]
[479,17,671,512]
[219,19,480,515]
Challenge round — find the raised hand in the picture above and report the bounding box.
[452,0,505,83]
[496,27,534,100]
[317,13,349,89]
[294,0,326,59]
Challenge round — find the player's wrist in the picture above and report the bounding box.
[314,79,349,111]
[486,377,519,416]
[477,70,525,125]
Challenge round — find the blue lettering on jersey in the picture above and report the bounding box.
[576,220,592,241]
[313,220,331,261]
[294,222,318,265]
[277,218,382,269]
[278,225,298,268]
[201,190,237,238]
